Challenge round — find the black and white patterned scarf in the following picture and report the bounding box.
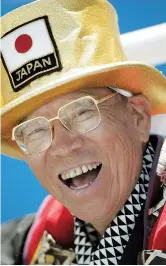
[74,141,155,265]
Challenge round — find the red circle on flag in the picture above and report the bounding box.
[15,34,33,53]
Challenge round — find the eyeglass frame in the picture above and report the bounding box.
[12,92,118,154]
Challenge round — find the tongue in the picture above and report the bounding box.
[71,169,98,187]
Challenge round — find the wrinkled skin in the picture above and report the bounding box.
[24,88,151,235]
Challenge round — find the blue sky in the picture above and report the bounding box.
[1,0,166,222]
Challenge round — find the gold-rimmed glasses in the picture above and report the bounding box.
[12,92,117,154]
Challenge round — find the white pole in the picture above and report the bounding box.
[121,24,166,136]
[121,23,166,66]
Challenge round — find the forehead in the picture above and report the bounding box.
[25,87,108,120]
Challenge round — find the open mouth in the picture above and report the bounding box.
[59,162,102,190]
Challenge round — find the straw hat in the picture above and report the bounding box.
[1,0,166,159]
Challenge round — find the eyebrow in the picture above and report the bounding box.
[80,89,100,99]
[18,114,35,125]
[18,116,30,124]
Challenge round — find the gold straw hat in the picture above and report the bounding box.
[1,0,166,159]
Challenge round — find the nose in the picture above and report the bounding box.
[50,120,84,157]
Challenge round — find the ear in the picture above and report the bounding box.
[128,94,151,143]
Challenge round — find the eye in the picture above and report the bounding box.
[73,109,94,121]
[26,127,47,137]
[77,110,88,116]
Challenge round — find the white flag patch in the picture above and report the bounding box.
[1,16,62,92]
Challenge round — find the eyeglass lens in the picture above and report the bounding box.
[14,97,100,154]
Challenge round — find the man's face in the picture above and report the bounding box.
[24,88,147,227]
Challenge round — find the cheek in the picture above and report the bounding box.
[25,154,64,200]
[93,108,140,156]
[87,114,141,180]
[25,154,47,183]
[86,115,124,155]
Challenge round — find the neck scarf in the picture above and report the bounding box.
[74,141,155,265]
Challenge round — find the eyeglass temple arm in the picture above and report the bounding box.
[96,92,118,104]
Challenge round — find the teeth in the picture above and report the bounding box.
[88,164,93,170]
[66,172,70,179]
[70,183,89,190]
[93,163,97,169]
[70,180,94,190]
[75,167,82,176]
[82,165,88,173]
[69,170,76,178]
[61,173,66,180]
[60,162,101,180]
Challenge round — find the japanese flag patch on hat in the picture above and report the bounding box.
[1,16,62,92]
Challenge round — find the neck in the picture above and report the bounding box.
[92,217,114,236]
[91,173,142,236]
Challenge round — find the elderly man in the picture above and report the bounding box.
[1,0,166,265]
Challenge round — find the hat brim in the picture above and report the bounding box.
[1,61,166,159]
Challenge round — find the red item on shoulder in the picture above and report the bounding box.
[23,195,74,265]
[148,203,166,250]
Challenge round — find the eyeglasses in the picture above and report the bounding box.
[12,92,117,154]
